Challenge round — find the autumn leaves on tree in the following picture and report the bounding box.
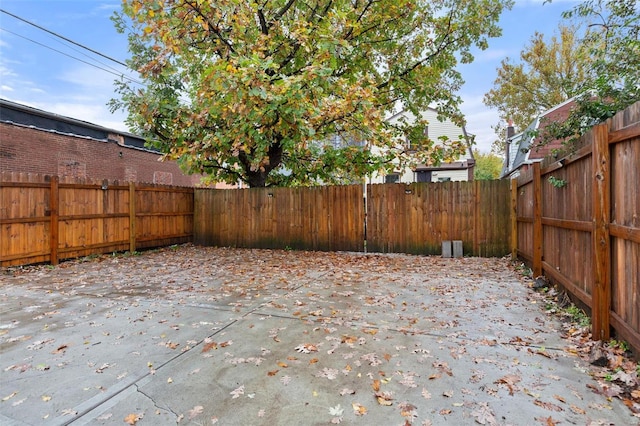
[111,0,512,187]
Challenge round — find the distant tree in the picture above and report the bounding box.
[483,23,592,153]
[472,150,503,180]
[111,0,513,187]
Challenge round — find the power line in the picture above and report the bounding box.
[0,8,129,68]
[0,28,143,85]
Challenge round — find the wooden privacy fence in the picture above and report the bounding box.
[514,101,640,352]
[194,180,511,257]
[0,173,194,267]
[195,185,365,252]
[367,180,510,256]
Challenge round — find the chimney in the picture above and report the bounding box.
[505,119,514,168]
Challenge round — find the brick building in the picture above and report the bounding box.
[0,99,206,186]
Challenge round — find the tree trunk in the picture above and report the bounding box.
[242,142,284,188]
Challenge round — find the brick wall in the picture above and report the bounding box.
[0,123,203,187]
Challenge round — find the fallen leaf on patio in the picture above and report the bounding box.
[52,344,68,354]
[267,370,279,376]
[399,402,417,418]
[340,388,355,396]
[372,379,381,392]
[622,398,640,414]
[439,409,452,415]
[41,395,51,402]
[632,389,640,400]
[61,409,77,416]
[471,402,496,425]
[569,404,585,415]
[2,391,17,401]
[341,335,357,344]
[295,343,318,353]
[552,395,565,404]
[495,374,521,396]
[95,363,110,373]
[230,385,244,399]
[443,390,454,398]
[187,405,203,419]
[316,367,339,380]
[277,361,288,368]
[96,413,112,420]
[219,340,232,348]
[375,391,393,406]
[309,358,319,364]
[533,399,563,411]
[202,342,218,352]
[535,416,558,425]
[124,413,140,424]
[422,388,432,399]
[12,398,25,406]
[329,404,344,416]
[352,402,367,416]
[280,375,291,385]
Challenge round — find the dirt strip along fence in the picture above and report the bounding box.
[0,173,194,267]
[194,180,511,257]
[514,101,640,352]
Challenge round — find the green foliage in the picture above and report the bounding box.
[487,0,639,152]
[565,304,590,327]
[547,175,567,188]
[111,0,513,187]
[472,150,503,180]
[543,0,640,145]
[608,339,630,352]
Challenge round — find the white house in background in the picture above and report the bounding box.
[369,107,475,184]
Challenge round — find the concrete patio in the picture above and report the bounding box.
[0,245,634,425]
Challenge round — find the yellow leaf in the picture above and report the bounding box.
[41,395,51,402]
[124,413,140,425]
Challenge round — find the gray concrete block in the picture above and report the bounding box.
[442,240,452,258]
[453,240,463,258]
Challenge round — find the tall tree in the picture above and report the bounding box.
[483,23,592,153]
[111,0,512,187]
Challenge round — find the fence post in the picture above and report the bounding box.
[510,179,518,261]
[49,176,59,266]
[532,162,542,277]
[473,180,480,256]
[591,124,611,341]
[129,182,136,253]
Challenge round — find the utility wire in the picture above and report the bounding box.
[0,28,143,85]
[0,8,129,68]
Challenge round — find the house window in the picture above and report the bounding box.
[385,173,400,183]
[437,177,451,182]
[416,171,431,183]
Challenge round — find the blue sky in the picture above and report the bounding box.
[0,0,582,153]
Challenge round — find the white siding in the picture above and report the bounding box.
[430,169,468,182]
